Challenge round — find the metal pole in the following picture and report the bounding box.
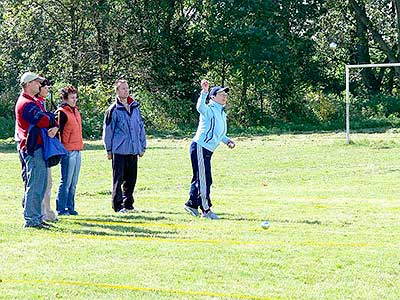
[346,66,350,144]
[347,62,400,69]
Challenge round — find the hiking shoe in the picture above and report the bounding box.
[184,205,199,217]
[202,211,220,220]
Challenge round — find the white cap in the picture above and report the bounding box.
[20,72,45,85]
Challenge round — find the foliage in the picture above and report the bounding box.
[1,0,400,138]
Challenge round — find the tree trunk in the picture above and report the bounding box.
[349,0,400,77]
[354,4,380,93]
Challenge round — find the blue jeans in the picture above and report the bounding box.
[56,150,81,213]
[23,148,48,226]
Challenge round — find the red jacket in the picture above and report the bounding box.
[15,92,50,152]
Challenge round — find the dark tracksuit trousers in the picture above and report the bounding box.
[185,142,213,213]
[112,154,138,212]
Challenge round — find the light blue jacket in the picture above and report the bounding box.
[193,92,229,152]
[103,97,146,155]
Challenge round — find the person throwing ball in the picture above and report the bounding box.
[184,79,235,219]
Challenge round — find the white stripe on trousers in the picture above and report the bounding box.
[196,144,209,211]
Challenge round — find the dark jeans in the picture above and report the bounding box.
[185,142,213,213]
[112,154,138,211]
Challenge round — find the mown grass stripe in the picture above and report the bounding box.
[47,232,384,248]
[2,279,276,300]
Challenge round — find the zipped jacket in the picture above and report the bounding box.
[192,92,229,152]
[103,97,146,155]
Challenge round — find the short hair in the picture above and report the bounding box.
[115,79,128,92]
[60,85,77,100]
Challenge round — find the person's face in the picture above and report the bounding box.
[39,85,50,98]
[116,82,129,100]
[26,79,41,96]
[66,93,78,107]
[213,91,228,106]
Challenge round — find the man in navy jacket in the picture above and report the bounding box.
[103,79,146,213]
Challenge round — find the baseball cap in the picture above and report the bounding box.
[20,72,45,85]
[40,78,51,87]
[210,86,229,97]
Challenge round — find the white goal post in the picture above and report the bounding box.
[345,62,400,144]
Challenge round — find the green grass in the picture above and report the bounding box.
[0,132,399,299]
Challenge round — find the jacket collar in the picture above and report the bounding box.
[61,103,77,111]
[115,96,139,109]
[209,100,225,111]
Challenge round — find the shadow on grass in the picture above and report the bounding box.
[54,215,178,239]
[71,214,168,223]
[74,222,176,235]
[270,218,323,225]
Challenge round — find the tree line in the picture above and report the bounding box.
[1,0,400,139]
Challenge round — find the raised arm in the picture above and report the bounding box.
[196,79,211,117]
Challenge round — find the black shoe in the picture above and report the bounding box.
[24,223,49,230]
[68,210,79,216]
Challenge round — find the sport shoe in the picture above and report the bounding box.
[124,208,135,213]
[117,208,128,213]
[202,211,220,220]
[68,210,79,216]
[184,205,199,217]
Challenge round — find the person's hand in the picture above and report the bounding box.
[201,79,209,93]
[227,139,235,149]
[48,127,58,138]
[139,151,145,157]
[107,153,112,160]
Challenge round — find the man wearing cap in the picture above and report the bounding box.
[15,72,58,229]
[184,79,235,219]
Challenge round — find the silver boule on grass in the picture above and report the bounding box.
[261,221,270,229]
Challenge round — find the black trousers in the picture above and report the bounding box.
[112,154,138,211]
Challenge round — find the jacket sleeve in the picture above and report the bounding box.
[222,135,229,144]
[138,108,147,151]
[22,103,50,128]
[103,106,115,154]
[56,110,68,137]
[196,92,211,118]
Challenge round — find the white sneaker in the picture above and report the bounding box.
[184,205,200,217]
[202,211,220,220]
[117,208,128,213]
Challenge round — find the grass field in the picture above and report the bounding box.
[0,131,399,299]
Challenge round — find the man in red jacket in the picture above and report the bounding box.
[15,72,58,229]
